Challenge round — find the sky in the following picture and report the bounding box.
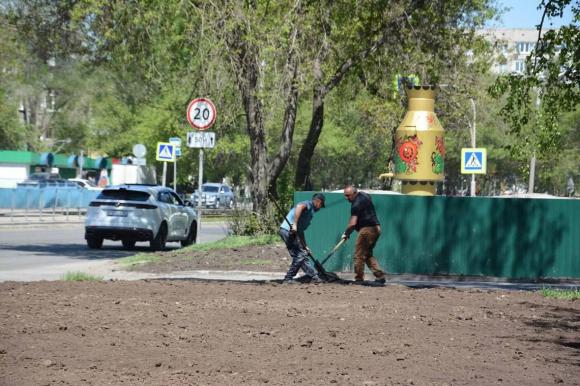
[491,0,575,28]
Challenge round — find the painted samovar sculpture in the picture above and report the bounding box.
[393,84,445,195]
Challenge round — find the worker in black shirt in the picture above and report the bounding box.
[341,185,386,283]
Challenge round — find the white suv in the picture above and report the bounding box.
[85,185,197,251]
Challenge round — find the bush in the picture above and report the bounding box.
[227,201,281,236]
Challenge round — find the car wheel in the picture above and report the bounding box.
[122,240,136,249]
[228,199,234,209]
[150,223,167,251]
[86,236,103,249]
[214,199,220,209]
[181,222,197,247]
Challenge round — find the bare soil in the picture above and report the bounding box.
[1,244,579,385]
[131,242,290,273]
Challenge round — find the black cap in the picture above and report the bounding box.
[312,193,326,207]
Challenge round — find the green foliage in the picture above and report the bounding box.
[489,0,579,165]
[540,287,580,300]
[0,88,25,150]
[4,0,575,197]
[117,252,162,268]
[61,271,103,281]
[227,205,280,236]
[184,234,279,251]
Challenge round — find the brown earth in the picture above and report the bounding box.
[1,276,579,385]
[131,242,291,274]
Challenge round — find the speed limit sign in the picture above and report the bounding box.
[187,98,217,130]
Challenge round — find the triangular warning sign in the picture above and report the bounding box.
[466,153,481,168]
[159,145,173,158]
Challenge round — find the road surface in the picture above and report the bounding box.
[0,221,229,281]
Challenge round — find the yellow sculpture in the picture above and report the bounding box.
[394,85,445,195]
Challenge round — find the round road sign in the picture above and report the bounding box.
[133,144,147,158]
[187,98,217,130]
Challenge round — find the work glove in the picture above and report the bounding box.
[341,233,349,241]
[290,224,297,236]
[304,246,311,254]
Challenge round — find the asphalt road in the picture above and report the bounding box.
[0,221,229,282]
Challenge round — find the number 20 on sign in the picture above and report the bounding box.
[187,98,217,130]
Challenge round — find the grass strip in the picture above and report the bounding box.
[118,234,280,267]
[540,287,580,300]
[183,234,279,252]
[61,271,103,281]
[117,252,164,267]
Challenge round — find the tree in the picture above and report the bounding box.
[489,0,579,171]
[294,0,500,190]
[1,0,87,149]
[214,0,303,210]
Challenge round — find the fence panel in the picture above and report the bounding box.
[0,187,100,210]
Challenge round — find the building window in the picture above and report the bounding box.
[517,42,536,53]
[515,60,526,73]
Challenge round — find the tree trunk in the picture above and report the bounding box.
[221,1,301,212]
[295,86,324,191]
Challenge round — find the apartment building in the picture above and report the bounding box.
[480,28,543,74]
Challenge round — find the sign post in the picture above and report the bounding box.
[187,98,217,224]
[169,137,181,191]
[461,148,487,196]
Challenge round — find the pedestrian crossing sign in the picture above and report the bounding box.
[461,148,487,174]
[156,142,176,162]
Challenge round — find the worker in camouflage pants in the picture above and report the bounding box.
[279,193,326,284]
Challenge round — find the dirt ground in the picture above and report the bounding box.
[131,242,291,273]
[1,244,579,385]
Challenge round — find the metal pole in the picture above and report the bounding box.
[173,160,177,191]
[79,150,84,178]
[470,98,476,197]
[528,151,536,193]
[198,148,203,226]
[162,162,167,187]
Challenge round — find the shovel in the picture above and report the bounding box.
[320,238,346,267]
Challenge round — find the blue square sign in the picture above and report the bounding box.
[156,142,175,162]
[461,148,487,174]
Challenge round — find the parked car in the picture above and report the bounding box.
[191,183,235,209]
[17,172,79,188]
[85,184,197,251]
[68,178,103,190]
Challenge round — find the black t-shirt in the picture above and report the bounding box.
[351,191,380,230]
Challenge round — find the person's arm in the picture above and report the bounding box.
[291,203,306,234]
[342,215,358,240]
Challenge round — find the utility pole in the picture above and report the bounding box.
[470,97,477,197]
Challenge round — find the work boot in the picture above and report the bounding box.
[375,277,386,284]
[310,276,324,284]
[282,279,299,285]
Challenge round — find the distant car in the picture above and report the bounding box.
[68,178,102,191]
[17,173,79,188]
[191,183,235,209]
[85,184,197,251]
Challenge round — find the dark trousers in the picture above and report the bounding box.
[279,228,318,280]
[354,226,386,281]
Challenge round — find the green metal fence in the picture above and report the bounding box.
[295,192,580,280]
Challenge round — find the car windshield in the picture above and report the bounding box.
[202,186,219,193]
[97,189,151,201]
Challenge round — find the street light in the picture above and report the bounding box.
[469,97,476,197]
